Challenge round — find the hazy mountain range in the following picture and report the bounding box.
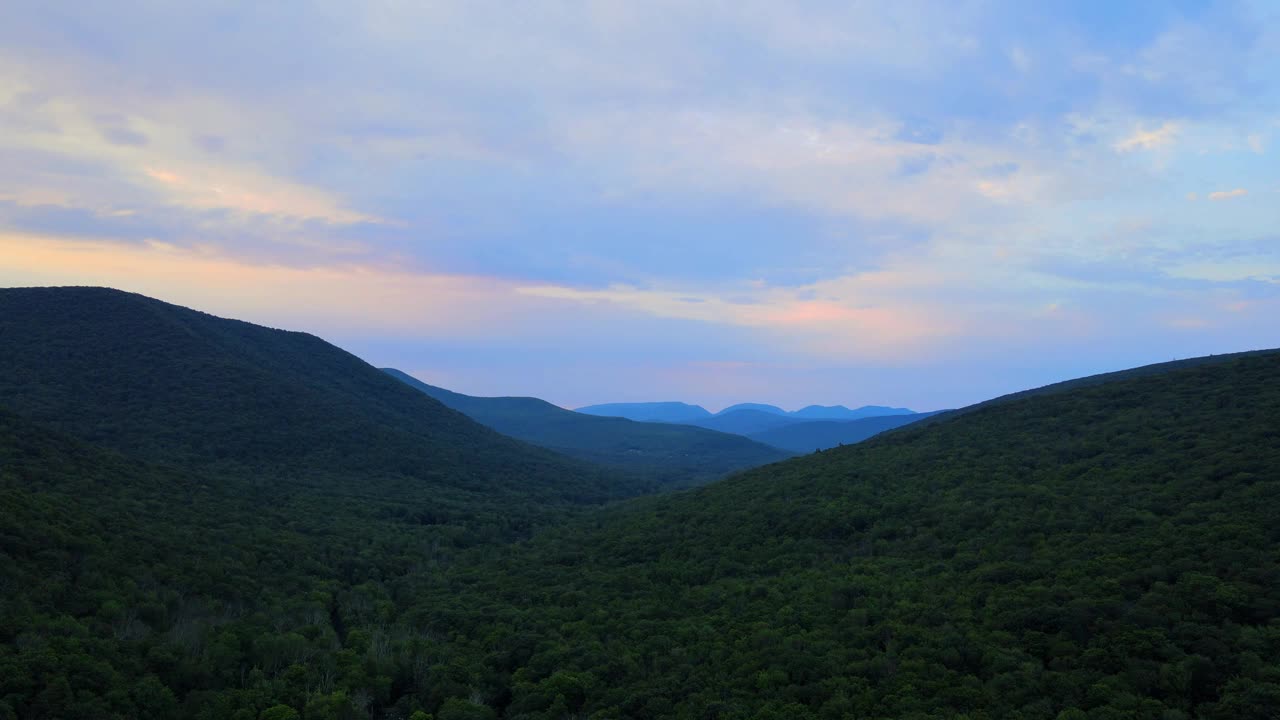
[576,401,917,423]
[572,399,932,451]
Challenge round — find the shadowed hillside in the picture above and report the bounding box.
[0,287,644,512]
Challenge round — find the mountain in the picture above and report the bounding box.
[791,403,916,420]
[575,401,712,423]
[926,348,1280,424]
[6,288,1278,718]
[0,287,642,516]
[406,349,1280,718]
[689,408,804,435]
[746,410,946,452]
[578,401,917,425]
[717,402,787,416]
[0,398,570,719]
[0,287,679,720]
[0,407,351,714]
[694,405,924,436]
[383,369,791,486]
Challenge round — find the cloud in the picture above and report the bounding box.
[2,1,1279,407]
[99,126,149,147]
[0,73,379,225]
[0,231,536,336]
[1208,188,1248,200]
[1113,122,1179,152]
[556,108,1050,227]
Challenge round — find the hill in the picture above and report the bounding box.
[0,287,643,518]
[0,398,617,720]
[0,407,381,718]
[575,401,712,423]
[923,348,1280,425]
[791,404,915,420]
[383,369,791,486]
[746,411,945,452]
[687,408,802,435]
[0,286,657,720]
[409,350,1280,719]
[719,403,787,416]
[577,401,919,426]
[5,289,1278,719]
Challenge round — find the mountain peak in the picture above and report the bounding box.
[574,401,712,423]
[792,404,915,420]
[717,402,787,416]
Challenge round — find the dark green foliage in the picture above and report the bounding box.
[383,369,791,487]
[408,351,1280,718]
[0,403,564,719]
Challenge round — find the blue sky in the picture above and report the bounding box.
[1,1,1276,410]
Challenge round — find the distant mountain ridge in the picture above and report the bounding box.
[692,409,801,435]
[383,370,791,486]
[718,402,787,415]
[791,404,915,420]
[747,410,947,452]
[575,400,925,450]
[576,401,918,424]
[574,401,712,423]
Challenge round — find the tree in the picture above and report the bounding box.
[260,705,300,720]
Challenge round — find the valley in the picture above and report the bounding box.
[2,288,1277,719]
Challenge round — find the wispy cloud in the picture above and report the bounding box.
[0,232,535,336]
[1208,188,1248,200]
[0,74,378,225]
[1113,122,1179,152]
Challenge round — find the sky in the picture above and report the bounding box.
[1,1,1277,412]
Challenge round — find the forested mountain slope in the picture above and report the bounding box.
[410,350,1280,719]
[0,287,636,507]
[0,403,539,720]
[383,369,791,487]
[920,348,1279,427]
